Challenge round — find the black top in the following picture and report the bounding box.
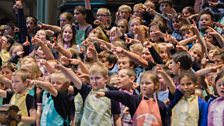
[105,90,171,126]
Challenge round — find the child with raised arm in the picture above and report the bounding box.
[0,69,36,126]
[157,68,207,126]
[96,70,170,126]
[29,72,72,126]
[58,62,121,126]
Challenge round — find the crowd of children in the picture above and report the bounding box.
[0,0,224,125]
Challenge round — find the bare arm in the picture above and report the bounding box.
[120,47,148,67]
[53,43,73,58]
[113,114,122,126]
[40,24,61,33]
[30,80,58,97]
[21,108,36,124]
[32,37,55,60]
[56,64,82,90]
[156,66,176,94]
[192,21,208,57]
[179,35,197,46]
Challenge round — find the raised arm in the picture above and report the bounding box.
[32,37,55,60]
[156,66,176,94]
[115,47,148,67]
[29,80,58,97]
[56,64,82,90]
[192,21,208,57]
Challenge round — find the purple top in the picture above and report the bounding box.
[207,97,224,126]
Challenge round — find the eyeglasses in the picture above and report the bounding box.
[117,25,126,28]
[96,14,109,17]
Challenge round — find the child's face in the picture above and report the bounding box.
[11,46,23,57]
[117,69,133,89]
[182,30,194,39]
[204,33,215,44]
[159,44,169,63]
[118,9,131,20]
[1,67,13,80]
[215,77,224,97]
[109,75,119,87]
[179,76,195,97]
[189,48,203,62]
[96,10,110,25]
[12,75,26,93]
[182,8,191,18]
[74,9,86,23]
[172,19,182,31]
[171,60,179,75]
[60,15,70,28]
[90,73,107,90]
[129,20,140,33]
[117,21,128,34]
[159,3,172,14]
[142,48,153,62]
[0,36,9,49]
[62,26,73,43]
[118,57,131,70]
[149,25,161,42]
[35,30,47,41]
[199,14,213,30]
[26,18,35,32]
[51,75,67,91]
[140,76,156,97]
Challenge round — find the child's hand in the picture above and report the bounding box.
[60,56,70,65]
[16,51,24,57]
[123,107,130,115]
[95,91,105,98]
[68,58,81,65]
[146,7,157,15]
[23,36,30,46]
[206,26,219,36]
[176,42,188,52]
[143,40,153,48]
[115,47,124,53]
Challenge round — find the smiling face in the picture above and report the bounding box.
[215,76,224,97]
[62,25,73,43]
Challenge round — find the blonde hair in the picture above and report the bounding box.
[118,5,132,13]
[20,61,41,79]
[97,8,112,26]
[89,62,108,78]
[140,71,160,91]
[9,43,23,56]
[129,43,143,55]
[12,69,30,83]
[51,72,70,91]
